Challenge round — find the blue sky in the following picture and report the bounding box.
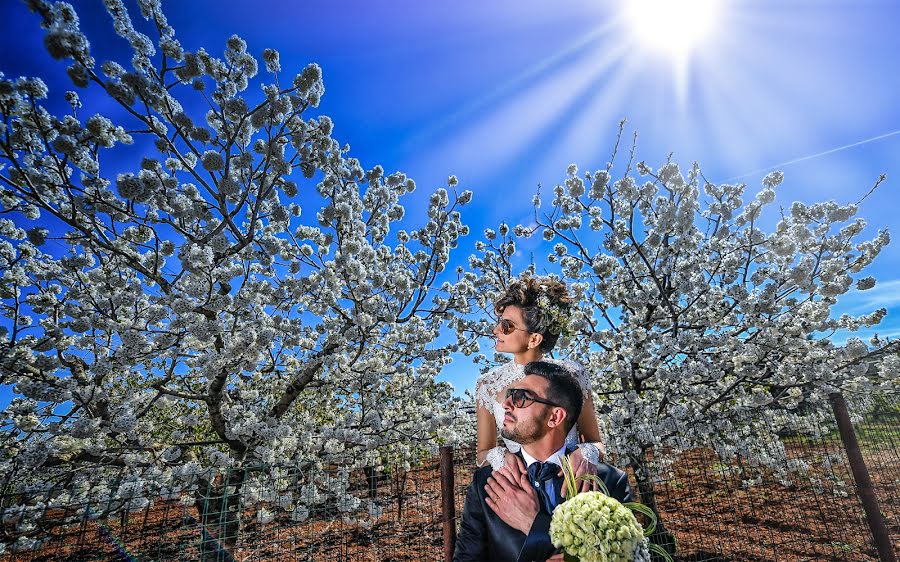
[2,0,900,397]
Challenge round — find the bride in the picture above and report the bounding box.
[475,274,605,494]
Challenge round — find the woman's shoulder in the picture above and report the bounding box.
[475,360,524,408]
[476,359,520,384]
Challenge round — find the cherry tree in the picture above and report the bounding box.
[460,125,898,552]
[0,0,473,553]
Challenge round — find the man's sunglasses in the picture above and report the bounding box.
[496,318,527,335]
[505,388,562,409]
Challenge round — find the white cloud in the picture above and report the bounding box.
[836,279,900,314]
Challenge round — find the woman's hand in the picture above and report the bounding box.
[559,445,601,498]
[499,450,525,479]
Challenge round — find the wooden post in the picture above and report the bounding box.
[829,392,895,562]
[439,446,457,562]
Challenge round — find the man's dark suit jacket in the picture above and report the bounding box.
[453,460,632,562]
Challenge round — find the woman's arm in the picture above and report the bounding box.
[576,394,603,445]
[561,393,607,497]
[475,402,499,467]
[566,361,604,452]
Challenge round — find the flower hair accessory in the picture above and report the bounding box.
[536,284,573,337]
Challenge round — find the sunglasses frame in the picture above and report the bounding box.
[496,317,526,335]
[505,387,563,409]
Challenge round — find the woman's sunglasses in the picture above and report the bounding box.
[496,318,526,335]
[505,388,562,409]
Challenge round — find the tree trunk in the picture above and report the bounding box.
[194,468,246,562]
[392,467,408,520]
[364,465,379,500]
[631,449,677,561]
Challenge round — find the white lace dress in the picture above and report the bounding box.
[475,358,592,469]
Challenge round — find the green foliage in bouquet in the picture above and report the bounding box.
[549,455,674,562]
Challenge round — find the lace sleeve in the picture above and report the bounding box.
[474,374,494,412]
[475,361,524,411]
[483,446,508,470]
[577,442,604,466]
[573,361,591,395]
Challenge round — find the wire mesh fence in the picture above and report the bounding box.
[0,392,897,561]
[629,427,890,561]
[607,390,899,561]
[0,458,452,561]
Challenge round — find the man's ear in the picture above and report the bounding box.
[546,407,568,429]
[528,332,544,350]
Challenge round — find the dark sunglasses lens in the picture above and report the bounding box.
[510,388,528,408]
[499,319,514,334]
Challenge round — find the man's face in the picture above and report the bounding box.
[499,374,554,445]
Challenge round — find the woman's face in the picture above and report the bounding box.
[493,305,532,354]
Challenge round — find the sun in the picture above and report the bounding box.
[621,0,725,104]
[623,0,723,59]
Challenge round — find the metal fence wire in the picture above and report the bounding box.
[1,458,451,562]
[0,392,897,561]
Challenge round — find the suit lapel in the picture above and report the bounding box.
[550,476,564,512]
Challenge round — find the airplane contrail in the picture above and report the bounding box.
[725,128,900,182]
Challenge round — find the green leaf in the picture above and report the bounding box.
[648,542,675,562]
[574,473,610,496]
[559,454,579,497]
[561,454,611,497]
[624,501,657,536]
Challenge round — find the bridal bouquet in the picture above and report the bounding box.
[548,456,671,562]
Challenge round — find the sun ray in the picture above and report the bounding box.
[402,20,620,150]
[620,0,727,107]
[408,24,632,196]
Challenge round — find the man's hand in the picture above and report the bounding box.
[484,457,539,534]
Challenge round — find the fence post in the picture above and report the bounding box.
[829,392,896,562]
[439,446,456,562]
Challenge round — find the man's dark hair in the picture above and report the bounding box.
[523,360,583,432]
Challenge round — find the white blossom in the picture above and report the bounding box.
[460,128,896,524]
[0,1,474,551]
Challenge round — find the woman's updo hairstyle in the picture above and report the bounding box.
[493,275,573,353]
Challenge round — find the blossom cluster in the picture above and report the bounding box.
[0,0,476,551]
[460,126,897,484]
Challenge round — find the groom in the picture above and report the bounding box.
[454,360,632,562]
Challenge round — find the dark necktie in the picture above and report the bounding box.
[527,461,559,514]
